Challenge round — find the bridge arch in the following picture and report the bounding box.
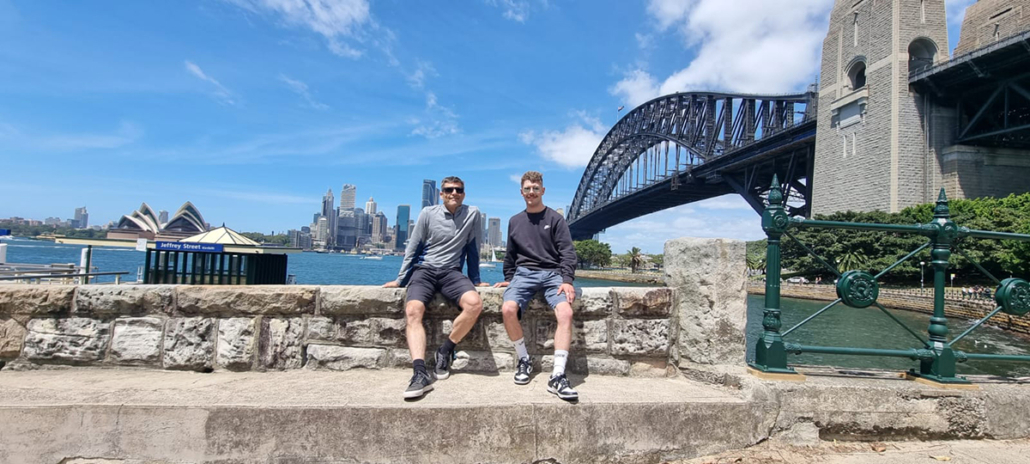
[567,91,816,240]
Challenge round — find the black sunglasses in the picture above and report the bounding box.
[442,187,465,194]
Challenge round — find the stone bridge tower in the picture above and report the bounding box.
[812,0,950,215]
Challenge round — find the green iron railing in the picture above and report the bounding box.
[750,176,1030,384]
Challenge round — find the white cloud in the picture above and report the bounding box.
[225,0,372,58]
[599,199,764,254]
[411,91,460,138]
[407,61,437,89]
[185,60,235,105]
[486,0,531,22]
[612,0,831,106]
[279,74,329,110]
[0,120,142,152]
[509,174,522,184]
[519,112,605,168]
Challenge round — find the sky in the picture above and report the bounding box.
[0,0,976,254]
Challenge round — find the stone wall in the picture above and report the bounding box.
[954,0,1030,56]
[0,285,677,376]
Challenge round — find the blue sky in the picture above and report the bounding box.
[0,0,975,253]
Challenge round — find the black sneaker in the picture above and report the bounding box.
[404,370,435,399]
[547,373,579,401]
[435,349,454,380]
[514,356,533,385]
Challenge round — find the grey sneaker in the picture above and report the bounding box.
[404,370,435,399]
[435,349,453,380]
[547,373,579,401]
[514,356,533,385]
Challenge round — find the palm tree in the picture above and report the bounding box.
[628,247,645,273]
[835,250,869,272]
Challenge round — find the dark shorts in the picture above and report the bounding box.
[405,267,476,306]
[502,266,568,319]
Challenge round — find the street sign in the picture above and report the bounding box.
[154,241,224,253]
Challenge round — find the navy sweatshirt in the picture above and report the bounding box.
[502,207,577,284]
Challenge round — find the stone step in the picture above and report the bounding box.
[0,368,763,464]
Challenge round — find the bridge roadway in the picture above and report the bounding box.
[1,366,1028,463]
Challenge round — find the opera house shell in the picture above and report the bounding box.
[107,202,209,241]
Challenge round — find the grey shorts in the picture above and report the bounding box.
[405,267,476,306]
[502,266,568,319]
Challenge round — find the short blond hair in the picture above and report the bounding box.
[521,171,543,186]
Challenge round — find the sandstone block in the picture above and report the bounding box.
[614,287,673,318]
[305,345,384,370]
[0,318,26,358]
[0,286,74,317]
[74,285,174,316]
[385,348,412,368]
[477,287,504,314]
[610,319,669,355]
[372,317,407,347]
[535,319,608,353]
[572,287,613,316]
[109,317,163,366]
[319,287,403,316]
[23,318,110,364]
[259,318,304,370]
[163,317,216,371]
[454,350,514,372]
[484,320,517,350]
[177,286,316,316]
[665,237,747,365]
[306,317,410,347]
[438,318,486,349]
[217,317,257,371]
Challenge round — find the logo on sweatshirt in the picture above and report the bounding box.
[544,225,551,230]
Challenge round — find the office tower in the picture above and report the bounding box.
[158,210,169,226]
[488,217,501,248]
[395,205,410,250]
[371,212,388,244]
[340,184,356,210]
[320,188,337,247]
[288,229,301,248]
[336,209,359,250]
[315,217,329,248]
[322,188,335,218]
[365,197,377,215]
[73,207,89,229]
[479,212,488,243]
[421,179,438,210]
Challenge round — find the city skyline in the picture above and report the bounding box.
[0,1,977,253]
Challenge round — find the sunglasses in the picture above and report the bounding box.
[442,187,465,194]
[521,186,542,193]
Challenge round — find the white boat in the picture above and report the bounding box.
[361,255,383,260]
[479,248,500,268]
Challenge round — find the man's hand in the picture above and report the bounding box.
[383,281,399,288]
[559,283,576,304]
[476,282,490,287]
[493,281,510,288]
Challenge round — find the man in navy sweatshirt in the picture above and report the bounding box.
[493,171,579,400]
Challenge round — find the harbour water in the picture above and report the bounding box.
[3,238,1028,377]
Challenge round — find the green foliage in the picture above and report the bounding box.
[573,239,611,268]
[0,222,102,239]
[239,232,290,245]
[649,253,664,268]
[778,192,1030,283]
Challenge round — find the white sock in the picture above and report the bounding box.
[513,337,529,361]
[552,350,568,378]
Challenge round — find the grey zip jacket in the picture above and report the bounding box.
[395,204,483,286]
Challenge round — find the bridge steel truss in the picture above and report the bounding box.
[567,91,816,240]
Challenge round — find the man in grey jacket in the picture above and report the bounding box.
[384,176,487,399]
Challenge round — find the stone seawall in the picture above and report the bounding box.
[0,285,678,376]
[748,282,1030,337]
[577,269,664,285]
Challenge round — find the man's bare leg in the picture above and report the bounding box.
[449,290,484,343]
[405,300,427,362]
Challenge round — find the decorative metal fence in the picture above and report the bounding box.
[750,176,1030,385]
[143,250,287,285]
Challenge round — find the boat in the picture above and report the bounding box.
[361,254,383,260]
[479,248,500,268]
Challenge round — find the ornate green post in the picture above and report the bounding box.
[911,189,967,384]
[749,175,797,375]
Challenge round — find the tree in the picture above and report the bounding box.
[628,247,645,273]
[573,239,611,268]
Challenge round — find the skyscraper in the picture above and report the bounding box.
[73,207,89,229]
[488,217,501,248]
[321,188,337,248]
[395,205,411,250]
[480,212,488,244]
[321,188,334,218]
[365,197,377,215]
[340,184,356,210]
[371,212,388,244]
[421,179,438,210]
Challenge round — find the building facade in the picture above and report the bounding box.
[73,207,89,229]
[488,217,501,248]
[365,197,377,215]
[421,179,438,210]
[395,205,410,250]
[340,184,356,211]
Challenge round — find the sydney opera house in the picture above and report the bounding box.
[107,202,209,241]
